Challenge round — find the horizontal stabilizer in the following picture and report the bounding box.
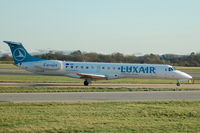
[3,41,22,45]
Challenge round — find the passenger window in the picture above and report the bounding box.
[71,66,73,69]
[86,66,89,69]
[118,67,120,70]
[107,67,110,70]
[76,66,78,69]
[81,66,84,69]
[102,67,105,69]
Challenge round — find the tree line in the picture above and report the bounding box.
[1,51,200,66]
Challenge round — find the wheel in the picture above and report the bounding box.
[84,80,89,86]
[176,82,180,86]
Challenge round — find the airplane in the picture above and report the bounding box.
[3,41,192,86]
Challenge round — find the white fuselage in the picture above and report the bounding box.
[3,40,192,86]
[18,60,192,81]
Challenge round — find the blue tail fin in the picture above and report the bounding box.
[3,41,45,64]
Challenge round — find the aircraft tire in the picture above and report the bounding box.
[176,82,180,86]
[84,81,89,86]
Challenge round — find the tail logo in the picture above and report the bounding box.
[13,48,26,61]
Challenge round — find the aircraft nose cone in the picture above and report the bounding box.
[175,70,192,81]
[184,73,192,79]
[179,71,192,80]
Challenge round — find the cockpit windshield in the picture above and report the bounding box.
[168,67,174,71]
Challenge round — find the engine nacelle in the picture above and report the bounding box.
[34,60,62,70]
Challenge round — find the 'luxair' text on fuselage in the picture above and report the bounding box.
[120,66,155,73]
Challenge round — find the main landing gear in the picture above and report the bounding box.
[84,80,89,86]
[84,79,91,86]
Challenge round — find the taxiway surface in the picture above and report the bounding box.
[0,91,200,102]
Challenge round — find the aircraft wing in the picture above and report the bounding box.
[76,72,106,79]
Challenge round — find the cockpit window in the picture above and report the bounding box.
[168,67,173,71]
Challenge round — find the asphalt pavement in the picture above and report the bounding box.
[0,91,200,102]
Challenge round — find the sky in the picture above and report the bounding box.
[0,0,200,55]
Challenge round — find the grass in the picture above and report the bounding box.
[0,86,200,93]
[0,75,82,83]
[176,66,200,71]
[0,64,17,69]
[0,101,200,132]
[0,61,13,64]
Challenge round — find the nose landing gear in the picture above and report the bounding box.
[176,81,180,86]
